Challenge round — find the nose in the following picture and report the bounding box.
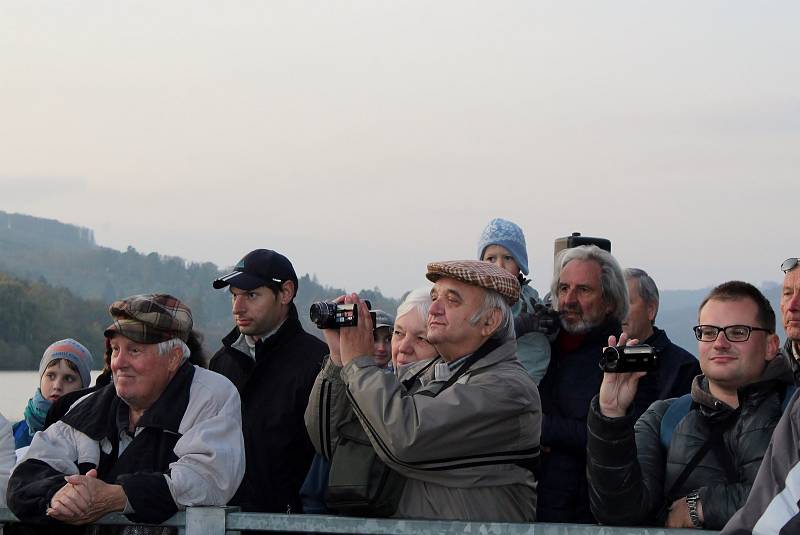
[429,298,444,317]
[398,336,414,354]
[232,294,246,314]
[712,329,732,349]
[788,291,800,311]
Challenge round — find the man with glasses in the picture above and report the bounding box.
[586,281,793,530]
[719,259,800,534]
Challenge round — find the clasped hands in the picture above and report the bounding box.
[47,468,127,525]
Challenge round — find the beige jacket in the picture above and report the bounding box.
[305,339,541,522]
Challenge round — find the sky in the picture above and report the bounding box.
[1,1,798,298]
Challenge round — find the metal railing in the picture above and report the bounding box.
[0,507,715,534]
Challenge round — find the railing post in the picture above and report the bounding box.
[184,506,227,535]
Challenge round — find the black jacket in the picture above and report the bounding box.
[535,318,621,523]
[587,357,794,530]
[633,327,700,406]
[210,303,326,513]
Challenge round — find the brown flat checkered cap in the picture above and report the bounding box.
[104,294,193,344]
[426,260,521,305]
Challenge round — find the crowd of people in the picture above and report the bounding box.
[0,218,798,534]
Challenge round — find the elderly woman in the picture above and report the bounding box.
[300,288,438,514]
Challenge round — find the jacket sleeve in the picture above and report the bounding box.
[0,414,15,508]
[7,420,97,520]
[587,395,669,526]
[341,355,540,471]
[164,371,246,512]
[304,356,358,460]
[721,394,800,534]
[515,332,551,385]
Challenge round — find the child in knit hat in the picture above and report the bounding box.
[477,218,551,384]
[13,338,93,449]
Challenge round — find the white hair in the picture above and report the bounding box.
[396,287,432,325]
[156,338,191,362]
[469,289,515,342]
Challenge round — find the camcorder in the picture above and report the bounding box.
[514,303,561,338]
[310,300,376,330]
[599,344,659,373]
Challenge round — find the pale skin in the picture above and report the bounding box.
[598,333,704,528]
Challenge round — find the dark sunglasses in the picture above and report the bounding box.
[781,258,799,274]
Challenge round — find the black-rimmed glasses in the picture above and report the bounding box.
[782,258,799,274]
[693,324,771,342]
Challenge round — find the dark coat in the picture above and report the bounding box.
[209,303,326,513]
[587,357,794,530]
[631,327,700,411]
[535,318,621,523]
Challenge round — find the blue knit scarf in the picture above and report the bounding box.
[23,388,52,437]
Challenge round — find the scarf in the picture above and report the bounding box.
[23,388,52,437]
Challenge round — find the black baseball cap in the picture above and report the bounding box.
[213,249,298,296]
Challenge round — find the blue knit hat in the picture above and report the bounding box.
[477,218,529,276]
[39,338,93,388]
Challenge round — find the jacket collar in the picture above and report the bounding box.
[221,302,303,357]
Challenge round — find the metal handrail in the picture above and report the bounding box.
[0,507,716,534]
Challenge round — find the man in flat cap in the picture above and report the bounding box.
[7,294,245,528]
[306,260,541,521]
[210,249,326,514]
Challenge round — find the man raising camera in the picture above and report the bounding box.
[587,281,792,530]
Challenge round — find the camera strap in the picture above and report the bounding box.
[664,406,740,502]
[414,338,501,398]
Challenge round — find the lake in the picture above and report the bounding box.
[0,371,104,421]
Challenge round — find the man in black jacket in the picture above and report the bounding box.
[588,281,789,530]
[536,245,629,523]
[210,249,327,514]
[622,268,700,400]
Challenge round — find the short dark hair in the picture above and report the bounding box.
[698,281,776,332]
[46,358,80,374]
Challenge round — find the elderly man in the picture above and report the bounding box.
[535,244,629,523]
[622,268,700,400]
[588,281,793,530]
[305,261,541,521]
[719,259,800,534]
[7,294,245,527]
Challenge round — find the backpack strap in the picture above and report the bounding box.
[660,394,693,450]
[782,383,797,412]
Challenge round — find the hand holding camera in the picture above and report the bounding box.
[514,303,560,338]
[597,333,649,419]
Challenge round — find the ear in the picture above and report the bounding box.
[279,281,295,305]
[646,301,658,323]
[764,333,780,362]
[167,345,184,372]
[479,307,503,337]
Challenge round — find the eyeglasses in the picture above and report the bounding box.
[781,258,799,274]
[693,324,771,342]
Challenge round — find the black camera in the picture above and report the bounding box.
[599,344,659,373]
[514,303,561,338]
[310,300,375,329]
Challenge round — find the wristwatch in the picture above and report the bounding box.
[686,491,703,528]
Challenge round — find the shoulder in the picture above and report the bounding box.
[191,366,239,399]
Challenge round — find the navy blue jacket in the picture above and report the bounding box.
[637,327,700,404]
[536,319,620,523]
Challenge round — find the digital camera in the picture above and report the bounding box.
[310,300,376,329]
[599,344,659,373]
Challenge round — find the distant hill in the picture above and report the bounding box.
[0,211,400,370]
[0,210,788,369]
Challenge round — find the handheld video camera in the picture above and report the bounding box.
[599,344,659,373]
[310,300,376,330]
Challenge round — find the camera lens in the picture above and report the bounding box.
[310,302,333,326]
[602,346,620,371]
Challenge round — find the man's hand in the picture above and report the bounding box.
[321,295,346,366]
[47,469,127,525]
[598,333,646,418]
[339,293,376,366]
[666,495,704,529]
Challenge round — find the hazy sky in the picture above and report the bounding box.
[2,2,798,298]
